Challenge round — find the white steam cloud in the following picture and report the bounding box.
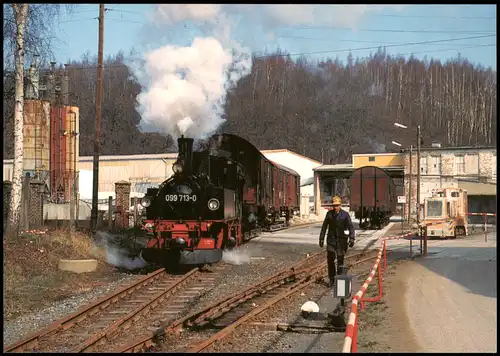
[222,245,264,265]
[94,231,148,271]
[134,5,251,140]
[153,5,407,31]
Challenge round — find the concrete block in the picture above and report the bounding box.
[58,259,98,273]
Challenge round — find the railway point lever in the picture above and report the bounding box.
[326,265,352,331]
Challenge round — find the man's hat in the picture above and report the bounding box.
[332,196,342,205]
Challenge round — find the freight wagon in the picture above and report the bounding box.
[349,166,396,229]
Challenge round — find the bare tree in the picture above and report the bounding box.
[4,4,73,239]
[5,3,28,240]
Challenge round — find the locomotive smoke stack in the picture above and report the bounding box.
[178,135,194,174]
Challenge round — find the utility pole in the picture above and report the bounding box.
[91,4,104,230]
[408,145,413,224]
[416,126,421,226]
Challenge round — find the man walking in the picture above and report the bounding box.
[319,196,355,287]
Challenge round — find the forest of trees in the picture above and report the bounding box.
[3,49,497,164]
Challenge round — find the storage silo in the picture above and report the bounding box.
[23,100,51,184]
[63,106,79,203]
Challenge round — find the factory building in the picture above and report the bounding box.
[312,144,497,221]
[77,153,177,203]
[313,153,404,216]
[404,144,496,221]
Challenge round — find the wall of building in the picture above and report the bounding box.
[352,153,404,169]
[403,147,496,221]
[77,154,177,198]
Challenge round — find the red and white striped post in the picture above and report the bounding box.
[342,232,412,353]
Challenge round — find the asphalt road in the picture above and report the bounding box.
[404,232,497,353]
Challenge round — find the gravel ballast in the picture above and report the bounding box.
[3,273,139,346]
[4,237,320,350]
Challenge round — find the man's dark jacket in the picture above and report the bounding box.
[319,209,355,250]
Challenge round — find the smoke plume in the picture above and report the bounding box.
[133,5,252,141]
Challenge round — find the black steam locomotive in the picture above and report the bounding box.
[140,134,300,266]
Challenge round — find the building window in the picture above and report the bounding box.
[420,157,427,174]
[431,156,441,174]
[368,156,375,162]
[455,155,465,175]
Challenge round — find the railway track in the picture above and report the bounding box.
[5,222,386,354]
[116,249,378,353]
[4,264,226,353]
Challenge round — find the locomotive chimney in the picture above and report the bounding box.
[177,135,194,174]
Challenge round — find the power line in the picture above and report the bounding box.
[370,13,496,20]
[22,36,492,73]
[277,35,493,47]
[92,6,498,20]
[255,34,496,58]
[42,42,494,72]
[105,17,147,25]
[106,8,139,14]
[288,25,496,35]
[58,17,97,24]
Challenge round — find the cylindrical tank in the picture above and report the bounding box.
[23,100,51,182]
[64,106,79,202]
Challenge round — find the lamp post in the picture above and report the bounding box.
[394,123,421,226]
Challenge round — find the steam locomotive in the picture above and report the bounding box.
[140,134,300,266]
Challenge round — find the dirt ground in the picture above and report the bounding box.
[3,229,125,321]
[355,258,422,353]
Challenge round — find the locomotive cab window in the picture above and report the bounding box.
[426,200,443,217]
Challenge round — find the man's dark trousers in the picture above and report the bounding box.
[327,239,348,282]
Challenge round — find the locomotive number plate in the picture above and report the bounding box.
[165,194,198,202]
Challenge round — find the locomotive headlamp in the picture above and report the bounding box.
[173,161,183,174]
[141,196,152,207]
[208,198,220,211]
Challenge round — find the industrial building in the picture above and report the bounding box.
[75,148,321,203]
[313,153,405,216]
[5,144,320,207]
[312,145,497,220]
[77,153,178,201]
[404,144,497,220]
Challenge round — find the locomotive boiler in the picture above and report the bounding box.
[140,134,300,266]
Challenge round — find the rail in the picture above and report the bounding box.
[4,267,205,353]
[342,232,413,353]
[117,250,377,353]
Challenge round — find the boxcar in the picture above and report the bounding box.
[349,166,396,229]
